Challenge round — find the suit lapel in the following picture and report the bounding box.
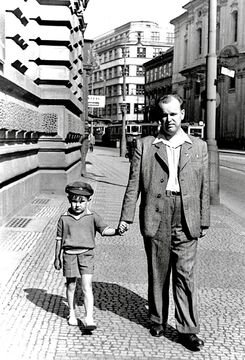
[179,141,193,171]
[154,142,168,168]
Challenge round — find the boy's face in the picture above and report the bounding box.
[69,195,90,215]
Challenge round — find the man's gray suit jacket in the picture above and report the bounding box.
[120,135,210,239]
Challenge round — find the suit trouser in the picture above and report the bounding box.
[144,194,199,334]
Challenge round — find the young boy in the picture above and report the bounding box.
[54,181,119,330]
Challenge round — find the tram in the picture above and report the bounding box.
[102,121,204,158]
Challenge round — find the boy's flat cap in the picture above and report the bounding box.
[65,181,94,196]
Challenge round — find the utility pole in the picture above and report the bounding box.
[206,0,220,205]
[120,44,127,157]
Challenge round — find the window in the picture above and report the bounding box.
[107,104,111,116]
[114,48,119,59]
[112,85,117,96]
[216,23,220,51]
[150,69,154,82]
[151,32,160,41]
[134,104,144,114]
[121,103,130,114]
[136,85,144,95]
[184,39,188,64]
[195,81,201,96]
[153,48,162,57]
[137,47,146,58]
[146,71,150,83]
[122,47,130,57]
[197,28,202,55]
[232,11,238,42]
[168,62,172,75]
[112,104,117,115]
[121,65,129,76]
[229,76,236,90]
[154,68,158,80]
[121,84,129,95]
[109,50,113,60]
[166,32,174,44]
[136,65,144,76]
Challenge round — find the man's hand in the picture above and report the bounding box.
[54,258,62,270]
[200,228,208,238]
[118,221,129,235]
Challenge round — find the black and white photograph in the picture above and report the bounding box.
[0,0,245,359]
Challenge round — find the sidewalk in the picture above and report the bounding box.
[0,146,245,360]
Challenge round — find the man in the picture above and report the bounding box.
[79,133,89,177]
[119,94,210,351]
[88,132,95,152]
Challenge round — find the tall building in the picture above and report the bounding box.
[143,47,173,122]
[171,0,245,149]
[90,21,174,124]
[0,0,90,225]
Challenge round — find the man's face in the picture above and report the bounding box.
[159,98,185,138]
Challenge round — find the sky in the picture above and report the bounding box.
[84,0,188,39]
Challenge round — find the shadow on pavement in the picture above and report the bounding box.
[24,288,68,319]
[24,284,179,343]
[76,281,150,329]
[85,174,126,188]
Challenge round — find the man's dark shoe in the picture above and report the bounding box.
[178,333,204,351]
[150,323,165,337]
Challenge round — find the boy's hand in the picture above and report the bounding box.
[54,258,62,270]
[118,221,129,235]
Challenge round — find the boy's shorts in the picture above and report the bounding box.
[63,249,94,278]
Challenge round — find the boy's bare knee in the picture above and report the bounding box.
[66,277,76,291]
[82,282,92,294]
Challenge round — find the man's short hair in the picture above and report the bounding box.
[153,94,184,121]
[157,94,184,110]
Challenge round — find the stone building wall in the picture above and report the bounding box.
[0,0,90,225]
[171,0,245,149]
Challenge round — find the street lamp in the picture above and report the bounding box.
[206,0,220,204]
[120,42,128,157]
[120,31,143,157]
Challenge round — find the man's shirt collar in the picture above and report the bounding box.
[153,128,192,148]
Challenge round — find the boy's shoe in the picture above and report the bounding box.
[67,315,78,326]
[83,320,97,331]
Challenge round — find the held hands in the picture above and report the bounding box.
[118,221,129,236]
[200,228,208,238]
[54,258,62,270]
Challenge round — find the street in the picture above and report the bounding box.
[0,146,245,360]
[219,151,245,222]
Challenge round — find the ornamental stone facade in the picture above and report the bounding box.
[0,0,90,224]
[171,0,245,149]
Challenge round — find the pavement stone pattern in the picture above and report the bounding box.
[0,146,245,360]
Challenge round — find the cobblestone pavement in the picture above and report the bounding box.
[0,146,245,360]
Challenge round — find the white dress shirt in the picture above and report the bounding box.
[153,129,192,192]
